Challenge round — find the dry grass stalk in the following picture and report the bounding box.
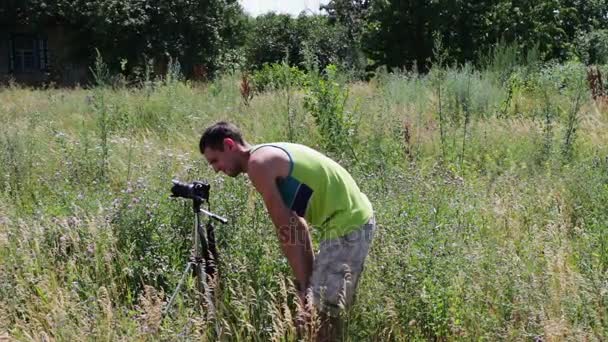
[240,74,254,106]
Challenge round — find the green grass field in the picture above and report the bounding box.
[1,62,608,341]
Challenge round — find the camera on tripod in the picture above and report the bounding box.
[171,180,210,202]
[164,179,228,317]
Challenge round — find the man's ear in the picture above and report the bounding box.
[224,138,235,150]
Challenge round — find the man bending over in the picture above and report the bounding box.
[199,121,376,341]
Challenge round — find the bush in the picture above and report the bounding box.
[250,63,307,93]
[575,29,608,65]
[245,13,355,74]
[303,64,358,158]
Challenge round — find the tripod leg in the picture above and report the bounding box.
[195,215,215,314]
[192,259,206,307]
[194,206,220,320]
[205,222,218,280]
[164,261,193,315]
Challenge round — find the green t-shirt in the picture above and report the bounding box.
[250,142,373,241]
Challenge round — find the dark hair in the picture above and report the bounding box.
[199,121,245,153]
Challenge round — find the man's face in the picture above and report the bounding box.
[203,139,242,177]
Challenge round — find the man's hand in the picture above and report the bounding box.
[247,152,314,292]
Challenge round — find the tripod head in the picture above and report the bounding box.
[171,179,228,223]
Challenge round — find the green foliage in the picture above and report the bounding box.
[109,180,193,295]
[363,0,496,71]
[303,65,358,158]
[575,29,608,64]
[244,13,299,70]
[91,91,110,182]
[362,0,608,71]
[250,63,307,93]
[566,158,608,273]
[2,0,247,77]
[90,49,112,87]
[4,0,607,83]
[560,66,587,161]
[321,0,369,72]
[537,85,559,165]
[3,0,607,81]
[244,13,351,72]
[2,61,608,340]
[0,131,33,200]
[538,60,589,91]
[480,39,543,85]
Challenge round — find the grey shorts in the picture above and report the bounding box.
[309,216,376,315]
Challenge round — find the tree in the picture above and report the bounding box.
[245,13,300,69]
[1,0,248,78]
[362,0,438,72]
[361,0,608,72]
[244,13,349,71]
[321,0,370,70]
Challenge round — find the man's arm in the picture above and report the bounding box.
[247,156,314,292]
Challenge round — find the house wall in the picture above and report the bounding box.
[0,25,89,86]
[0,30,10,78]
[46,26,89,85]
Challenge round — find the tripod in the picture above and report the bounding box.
[164,192,228,317]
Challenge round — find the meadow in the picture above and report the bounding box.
[1,58,608,341]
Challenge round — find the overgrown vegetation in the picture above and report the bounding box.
[3,0,607,82]
[1,50,608,340]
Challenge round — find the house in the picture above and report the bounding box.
[0,24,89,86]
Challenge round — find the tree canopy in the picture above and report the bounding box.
[2,0,606,79]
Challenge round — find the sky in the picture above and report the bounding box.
[238,0,329,17]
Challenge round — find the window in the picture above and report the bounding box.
[9,34,48,73]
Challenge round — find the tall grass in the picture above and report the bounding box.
[1,58,607,340]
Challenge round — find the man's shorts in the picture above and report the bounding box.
[309,216,376,316]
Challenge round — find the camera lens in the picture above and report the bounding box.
[171,180,210,201]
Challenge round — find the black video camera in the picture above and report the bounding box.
[171,180,210,201]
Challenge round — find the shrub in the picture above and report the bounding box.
[303,64,358,159]
[250,63,307,93]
